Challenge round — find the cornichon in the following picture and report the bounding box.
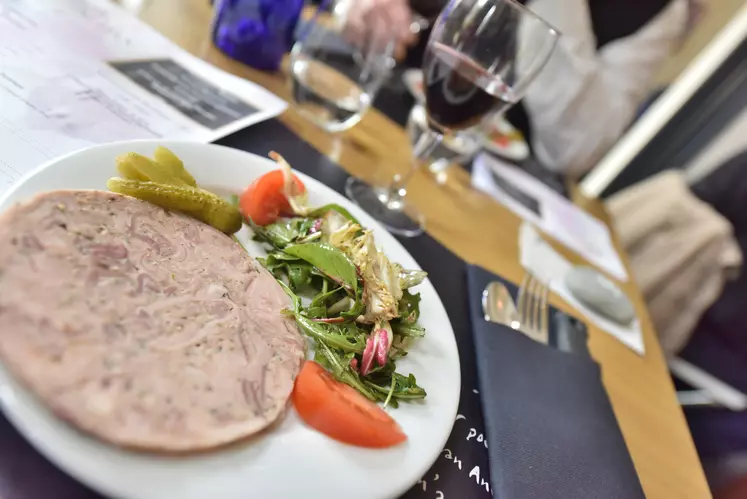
[107,178,242,234]
[153,146,197,186]
[116,152,188,186]
[115,155,148,182]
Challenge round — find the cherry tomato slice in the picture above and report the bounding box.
[292,361,407,448]
[239,170,306,226]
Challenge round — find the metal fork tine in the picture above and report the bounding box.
[524,274,535,334]
[530,275,541,336]
[516,273,551,343]
[539,279,550,343]
[521,274,536,340]
[517,273,530,329]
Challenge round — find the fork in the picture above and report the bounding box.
[516,273,550,344]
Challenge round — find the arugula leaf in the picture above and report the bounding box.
[276,280,301,313]
[340,287,365,321]
[388,345,408,361]
[363,372,427,407]
[259,251,317,291]
[264,224,297,247]
[390,372,427,399]
[392,322,426,337]
[397,290,421,325]
[288,263,312,289]
[308,204,360,225]
[296,231,323,244]
[251,218,315,249]
[259,253,289,271]
[284,243,358,293]
[339,321,372,336]
[310,286,344,308]
[304,305,327,318]
[265,219,310,247]
[266,251,301,261]
[293,314,367,353]
[315,342,376,400]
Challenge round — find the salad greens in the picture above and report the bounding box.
[284,243,359,293]
[253,208,428,407]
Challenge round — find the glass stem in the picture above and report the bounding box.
[384,129,443,210]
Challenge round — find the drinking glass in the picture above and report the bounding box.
[289,1,396,133]
[345,0,559,237]
[407,104,481,176]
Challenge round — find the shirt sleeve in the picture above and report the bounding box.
[521,0,690,178]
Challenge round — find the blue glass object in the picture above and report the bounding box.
[212,0,304,71]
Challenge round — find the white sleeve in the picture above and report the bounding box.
[521,0,690,178]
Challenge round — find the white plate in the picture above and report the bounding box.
[402,69,425,102]
[481,116,530,162]
[0,141,461,499]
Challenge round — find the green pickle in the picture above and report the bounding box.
[116,153,187,186]
[153,146,197,187]
[107,178,242,235]
[116,155,148,181]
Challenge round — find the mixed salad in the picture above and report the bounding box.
[239,153,428,409]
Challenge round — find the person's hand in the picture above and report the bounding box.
[343,0,417,60]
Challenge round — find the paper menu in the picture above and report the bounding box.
[472,153,629,282]
[0,0,287,196]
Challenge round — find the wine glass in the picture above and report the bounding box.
[345,0,559,237]
[406,104,482,178]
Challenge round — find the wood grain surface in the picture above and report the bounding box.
[131,1,712,496]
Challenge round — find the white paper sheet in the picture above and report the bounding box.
[0,0,287,196]
[472,153,628,282]
[519,223,645,355]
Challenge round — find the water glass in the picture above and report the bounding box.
[289,0,396,133]
[212,0,304,72]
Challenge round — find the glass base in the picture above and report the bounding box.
[295,104,364,134]
[345,177,425,238]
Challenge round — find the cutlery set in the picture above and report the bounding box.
[482,274,590,357]
[482,274,550,344]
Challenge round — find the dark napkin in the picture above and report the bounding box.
[466,265,645,499]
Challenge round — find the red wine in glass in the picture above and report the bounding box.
[423,42,517,131]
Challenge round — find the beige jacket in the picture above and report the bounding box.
[606,171,742,355]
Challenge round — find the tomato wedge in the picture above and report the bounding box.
[239,170,306,226]
[292,361,407,448]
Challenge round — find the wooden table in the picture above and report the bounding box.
[132,1,712,497]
